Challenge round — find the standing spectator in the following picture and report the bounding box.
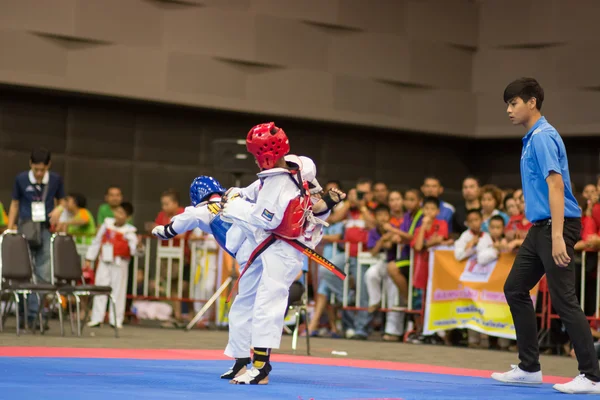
[7,148,66,328]
[410,196,450,344]
[328,179,376,228]
[480,184,509,233]
[387,189,423,302]
[452,176,481,236]
[365,205,404,341]
[372,181,390,206]
[147,189,190,324]
[96,185,125,225]
[421,177,455,232]
[583,184,597,202]
[505,191,532,246]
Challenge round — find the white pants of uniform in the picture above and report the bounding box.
[365,260,405,336]
[90,258,129,327]
[225,240,302,358]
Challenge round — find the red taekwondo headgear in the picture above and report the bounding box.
[246,122,290,170]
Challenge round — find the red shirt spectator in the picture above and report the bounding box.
[410,219,449,290]
[343,209,369,257]
[505,214,532,239]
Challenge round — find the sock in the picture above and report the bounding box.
[252,347,271,370]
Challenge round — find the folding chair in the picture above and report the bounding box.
[289,259,311,355]
[0,230,57,336]
[50,233,119,338]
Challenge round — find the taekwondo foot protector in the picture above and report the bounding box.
[220,357,251,380]
[230,363,272,385]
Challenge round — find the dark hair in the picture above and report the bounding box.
[503,77,544,111]
[356,178,372,186]
[326,180,342,191]
[161,188,180,204]
[118,202,134,216]
[67,193,87,209]
[423,196,440,209]
[463,176,480,187]
[30,148,51,165]
[490,215,506,227]
[106,185,122,194]
[373,181,388,189]
[503,193,514,210]
[405,188,422,199]
[466,208,482,218]
[424,176,442,186]
[374,204,390,214]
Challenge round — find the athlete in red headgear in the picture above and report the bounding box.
[221,122,345,385]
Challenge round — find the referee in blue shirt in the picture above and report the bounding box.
[491,78,600,394]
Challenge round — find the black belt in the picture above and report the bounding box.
[532,217,580,226]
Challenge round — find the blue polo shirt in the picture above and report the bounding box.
[520,116,580,223]
[12,171,65,223]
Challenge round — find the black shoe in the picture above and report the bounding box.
[232,363,272,385]
[220,357,251,379]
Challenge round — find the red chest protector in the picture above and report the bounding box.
[270,172,312,239]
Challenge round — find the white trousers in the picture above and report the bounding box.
[365,260,405,336]
[90,258,129,327]
[225,240,303,358]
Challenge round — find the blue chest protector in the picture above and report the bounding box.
[209,214,235,258]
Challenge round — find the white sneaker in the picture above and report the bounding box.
[86,321,102,328]
[553,374,600,394]
[491,365,543,384]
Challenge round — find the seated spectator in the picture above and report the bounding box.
[364,205,405,341]
[147,189,190,325]
[57,193,96,243]
[421,176,455,233]
[480,184,509,232]
[454,209,485,262]
[583,183,598,203]
[97,185,126,225]
[387,189,423,302]
[410,196,451,344]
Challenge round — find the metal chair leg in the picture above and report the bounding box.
[67,295,75,335]
[74,295,82,337]
[38,293,46,335]
[292,306,300,354]
[34,293,43,335]
[109,295,119,338]
[13,293,20,336]
[1,297,11,326]
[56,293,65,336]
[0,292,3,333]
[303,307,311,356]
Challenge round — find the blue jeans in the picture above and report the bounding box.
[318,254,371,336]
[24,227,52,322]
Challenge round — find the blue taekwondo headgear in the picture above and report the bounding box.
[189,176,226,206]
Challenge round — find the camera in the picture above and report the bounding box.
[356,190,366,201]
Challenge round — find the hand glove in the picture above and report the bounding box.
[152,223,177,240]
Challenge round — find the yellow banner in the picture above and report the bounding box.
[423,249,538,340]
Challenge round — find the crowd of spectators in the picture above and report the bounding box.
[2,147,600,356]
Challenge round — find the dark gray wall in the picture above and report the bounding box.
[0,88,598,230]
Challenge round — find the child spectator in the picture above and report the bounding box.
[387,189,423,301]
[477,215,507,266]
[57,193,96,243]
[85,202,137,329]
[503,195,519,218]
[480,184,509,233]
[96,185,125,225]
[504,191,532,250]
[410,197,450,344]
[454,209,485,262]
[365,205,404,341]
